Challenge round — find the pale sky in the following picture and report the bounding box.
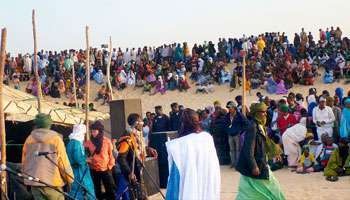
[1,0,349,54]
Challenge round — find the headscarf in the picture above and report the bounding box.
[69,124,86,143]
[90,121,105,154]
[34,113,52,129]
[249,103,268,125]
[335,87,344,104]
[340,98,350,138]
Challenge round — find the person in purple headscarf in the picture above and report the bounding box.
[275,79,288,95]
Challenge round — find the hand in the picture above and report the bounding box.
[252,167,260,176]
[86,157,92,164]
[128,173,137,183]
[321,121,326,125]
[147,147,158,159]
[275,155,282,162]
[316,121,321,127]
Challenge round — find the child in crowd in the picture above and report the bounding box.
[296,146,316,173]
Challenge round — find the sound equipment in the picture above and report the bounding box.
[143,157,160,196]
[109,99,142,139]
[149,131,177,188]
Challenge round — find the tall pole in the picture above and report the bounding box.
[106,36,114,101]
[71,62,78,108]
[0,28,8,199]
[32,9,42,113]
[85,26,90,140]
[242,53,247,115]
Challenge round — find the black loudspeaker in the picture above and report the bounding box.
[109,99,142,139]
[143,157,160,196]
[149,131,177,188]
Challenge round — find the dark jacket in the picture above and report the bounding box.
[169,111,181,131]
[152,114,170,133]
[236,118,269,179]
[224,112,249,136]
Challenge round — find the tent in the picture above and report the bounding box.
[2,85,109,125]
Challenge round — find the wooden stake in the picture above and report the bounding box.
[0,28,8,199]
[32,9,42,113]
[71,61,78,108]
[106,36,114,101]
[242,55,247,115]
[85,26,90,140]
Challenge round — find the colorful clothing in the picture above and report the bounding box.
[236,169,285,200]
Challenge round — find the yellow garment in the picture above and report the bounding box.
[298,153,315,165]
[257,39,266,52]
[22,129,74,187]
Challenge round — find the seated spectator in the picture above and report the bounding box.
[50,82,60,98]
[58,79,66,96]
[178,75,190,92]
[324,139,350,182]
[323,70,334,84]
[93,69,104,84]
[153,76,166,95]
[95,85,106,102]
[275,79,288,94]
[314,134,337,172]
[296,146,315,173]
[167,73,178,91]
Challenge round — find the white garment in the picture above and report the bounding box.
[282,120,307,166]
[166,132,220,200]
[312,106,335,140]
[69,124,86,143]
[24,57,32,73]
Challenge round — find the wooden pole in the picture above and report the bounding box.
[32,9,42,113]
[106,36,114,101]
[85,26,90,140]
[242,54,247,115]
[71,61,78,108]
[0,28,8,199]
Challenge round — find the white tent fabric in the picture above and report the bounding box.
[2,85,109,124]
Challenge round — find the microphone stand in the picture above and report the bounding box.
[1,164,76,200]
[43,155,96,200]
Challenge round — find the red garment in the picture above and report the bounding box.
[277,114,298,135]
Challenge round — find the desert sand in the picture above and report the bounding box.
[13,69,350,200]
[149,166,350,200]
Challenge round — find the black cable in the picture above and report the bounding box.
[44,155,96,200]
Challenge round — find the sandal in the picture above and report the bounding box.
[326,176,339,182]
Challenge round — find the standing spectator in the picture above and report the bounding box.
[152,106,170,133]
[225,101,248,168]
[326,97,342,142]
[85,121,116,200]
[169,102,181,131]
[313,97,336,141]
[66,124,95,200]
[166,109,220,200]
[22,114,74,200]
[340,98,350,139]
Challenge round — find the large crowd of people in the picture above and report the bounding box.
[15,26,350,200]
[4,26,350,107]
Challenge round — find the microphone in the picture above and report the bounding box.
[35,151,57,156]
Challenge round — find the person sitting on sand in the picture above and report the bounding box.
[314,134,337,172]
[275,79,288,95]
[153,76,166,95]
[58,79,66,96]
[93,69,104,84]
[296,146,315,173]
[95,85,106,102]
[324,138,350,182]
[178,75,190,92]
